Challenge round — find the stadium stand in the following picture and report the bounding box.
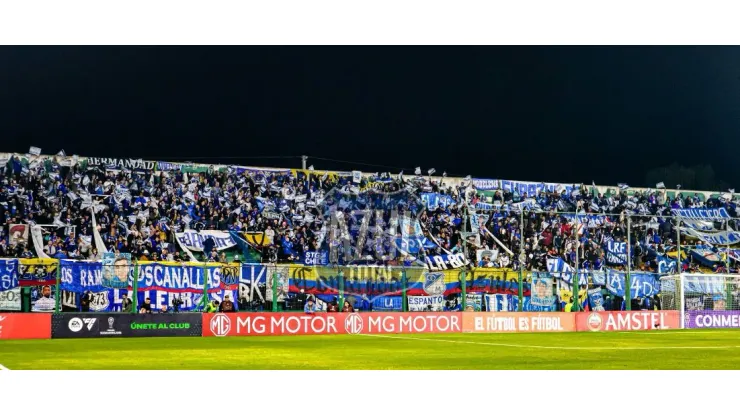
[0,151,737,277]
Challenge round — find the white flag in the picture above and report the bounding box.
[427,168,436,176]
[398,171,404,181]
[656,182,665,189]
[414,167,421,175]
[29,146,41,156]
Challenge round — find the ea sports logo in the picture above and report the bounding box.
[344,313,363,335]
[210,314,231,337]
[586,313,603,331]
[68,317,83,332]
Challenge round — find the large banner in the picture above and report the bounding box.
[530,275,556,310]
[101,252,132,289]
[203,312,462,336]
[604,270,661,298]
[671,207,730,220]
[8,224,29,246]
[425,253,470,271]
[682,228,740,245]
[472,179,577,196]
[52,313,202,338]
[462,312,576,333]
[61,260,123,312]
[462,293,483,311]
[0,259,20,310]
[408,295,445,312]
[0,313,51,339]
[60,260,247,312]
[175,230,237,252]
[421,193,456,210]
[683,274,726,294]
[684,311,740,329]
[576,311,680,331]
[22,259,59,312]
[605,241,627,265]
[485,293,519,312]
[136,261,240,311]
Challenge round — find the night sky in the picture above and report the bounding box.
[1,46,739,187]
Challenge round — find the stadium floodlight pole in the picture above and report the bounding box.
[338,265,345,312]
[573,210,580,313]
[461,268,467,311]
[203,259,209,312]
[625,214,632,311]
[55,259,61,313]
[519,208,525,312]
[401,266,408,312]
[132,259,139,314]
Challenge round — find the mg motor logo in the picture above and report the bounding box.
[586,313,603,331]
[344,313,363,334]
[210,314,232,337]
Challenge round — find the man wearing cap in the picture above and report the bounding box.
[304,297,317,314]
[219,294,236,313]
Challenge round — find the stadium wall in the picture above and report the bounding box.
[4,309,739,340]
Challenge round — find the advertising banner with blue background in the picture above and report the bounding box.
[59,260,260,312]
[671,207,730,220]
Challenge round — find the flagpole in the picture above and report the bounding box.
[626,214,632,311]
[726,218,731,273]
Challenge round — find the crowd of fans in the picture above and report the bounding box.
[0,154,737,275]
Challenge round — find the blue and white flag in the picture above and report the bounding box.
[421,193,456,210]
[605,240,628,265]
[683,274,725,295]
[682,228,740,246]
[175,230,237,252]
[485,293,519,312]
[681,219,716,231]
[657,255,677,274]
[0,259,19,292]
[604,270,661,298]
[303,251,329,266]
[672,207,730,220]
[393,236,437,255]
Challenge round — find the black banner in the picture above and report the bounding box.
[52,313,202,338]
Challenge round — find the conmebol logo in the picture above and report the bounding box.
[344,313,363,335]
[210,314,231,337]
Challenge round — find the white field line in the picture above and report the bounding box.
[0,364,10,371]
[358,333,740,350]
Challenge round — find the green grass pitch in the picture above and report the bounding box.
[1,330,739,370]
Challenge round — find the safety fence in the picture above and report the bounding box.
[0,258,679,314]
